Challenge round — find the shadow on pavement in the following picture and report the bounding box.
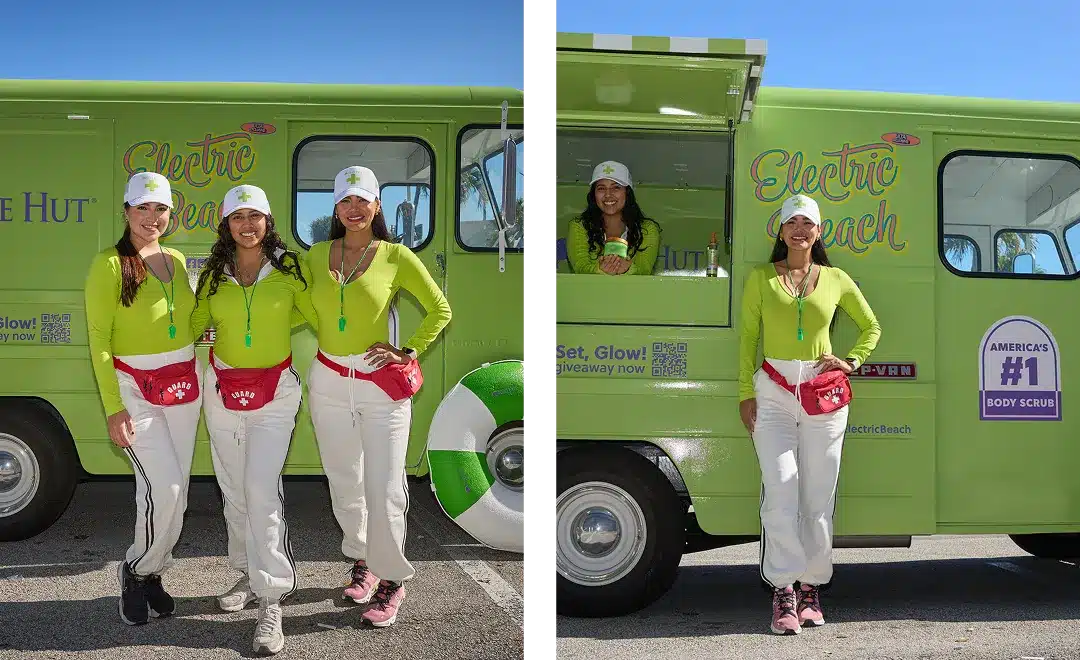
[557,555,1080,639]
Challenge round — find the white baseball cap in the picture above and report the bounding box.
[590,160,633,188]
[779,194,822,226]
[124,172,173,208]
[334,166,380,205]
[221,185,271,219]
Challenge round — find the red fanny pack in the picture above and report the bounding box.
[761,361,852,415]
[114,357,200,407]
[317,351,423,401]
[210,348,292,412]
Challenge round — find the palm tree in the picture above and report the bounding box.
[996,232,1044,273]
[310,215,333,244]
[944,236,975,269]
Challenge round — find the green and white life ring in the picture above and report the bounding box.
[427,360,523,553]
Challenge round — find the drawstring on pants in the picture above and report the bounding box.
[347,354,358,427]
[795,360,804,428]
[233,412,246,443]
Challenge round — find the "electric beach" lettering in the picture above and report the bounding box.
[750,140,908,254]
[123,130,259,238]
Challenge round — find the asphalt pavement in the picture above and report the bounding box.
[0,478,523,660]
[557,535,1080,660]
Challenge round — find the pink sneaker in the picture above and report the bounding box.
[361,580,405,627]
[798,583,825,627]
[343,560,380,604]
[770,586,801,635]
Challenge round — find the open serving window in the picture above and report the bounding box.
[555,32,766,327]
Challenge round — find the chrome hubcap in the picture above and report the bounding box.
[557,481,646,586]
[487,427,523,490]
[0,434,40,518]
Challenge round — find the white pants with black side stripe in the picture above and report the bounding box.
[202,354,301,601]
[752,357,849,589]
[115,344,203,577]
[307,351,414,583]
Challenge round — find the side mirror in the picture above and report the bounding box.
[1012,253,1035,274]
[501,136,518,230]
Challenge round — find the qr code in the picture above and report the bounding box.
[41,313,71,344]
[652,341,688,378]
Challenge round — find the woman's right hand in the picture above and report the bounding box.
[107,409,135,448]
[739,398,757,435]
[599,255,631,275]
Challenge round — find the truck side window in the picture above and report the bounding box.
[943,234,980,272]
[940,152,1080,277]
[292,137,435,250]
[457,126,524,250]
[556,128,730,277]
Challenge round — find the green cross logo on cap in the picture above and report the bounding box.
[347,171,361,185]
[237,190,252,202]
[603,164,615,175]
[793,197,807,208]
[144,179,159,192]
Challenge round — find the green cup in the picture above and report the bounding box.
[603,237,629,259]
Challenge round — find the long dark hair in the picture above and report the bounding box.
[577,184,654,258]
[195,213,307,301]
[328,205,394,242]
[770,231,838,331]
[115,224,147,307]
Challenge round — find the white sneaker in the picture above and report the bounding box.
[217,575,257,612]
[253,597,284,656]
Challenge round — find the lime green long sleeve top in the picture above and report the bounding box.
[565,218,661,275]
[306,239,451,357]
[84,246,197,416]
[738,263,881,401]
[190,253,318,369]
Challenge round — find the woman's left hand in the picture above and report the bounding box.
[816,353,853,374]
[365,342,414,369]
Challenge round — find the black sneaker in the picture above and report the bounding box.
[144,573,175,617]
[117,561,149,625]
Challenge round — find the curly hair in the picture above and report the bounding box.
[576,183,654,258]
[195,213,307,301]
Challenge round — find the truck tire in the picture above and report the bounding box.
[0,404,79,541]
[1010,533,1080,560]
[556,445,684,617]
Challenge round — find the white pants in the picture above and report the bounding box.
[308,351,414,583]
[115,344,203,577]
[752,358,849,588]
[203,354,301,601]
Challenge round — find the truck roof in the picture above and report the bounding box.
[0,78,522,107]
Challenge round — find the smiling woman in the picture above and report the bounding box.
[190,183,317,655]
[565,160,661,276]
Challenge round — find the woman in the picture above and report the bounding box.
[737,194,881,635]
[84,172,201,626]
[565,160,660,275]
[191,184,317,656]
[305,165,451,627]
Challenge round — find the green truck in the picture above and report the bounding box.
[0,80,524,554]
[555,32,1080,616]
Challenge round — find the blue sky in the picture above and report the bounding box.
[556,1,1080,103]
[0,1,522,88]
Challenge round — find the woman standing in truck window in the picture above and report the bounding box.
[191,184,317,656]
[737,193,881,636]
[84,172,201,627]
[305,166,451,628]
[566,160,660,275]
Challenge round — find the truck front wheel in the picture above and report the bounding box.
[556,446,685,617]
[0,404,79,541]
